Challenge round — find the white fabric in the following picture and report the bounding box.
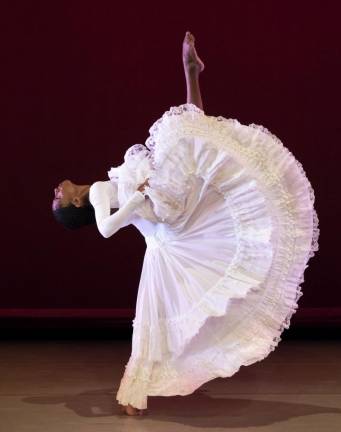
[99,104,319,410]
[89,181,146,238]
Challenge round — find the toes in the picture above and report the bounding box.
[185,31,195,44]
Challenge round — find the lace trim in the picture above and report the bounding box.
[124,143,151,162]
[116,103,320,409]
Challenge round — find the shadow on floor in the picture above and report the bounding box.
[23,387,341,428]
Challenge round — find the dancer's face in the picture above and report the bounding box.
[52,180,79,210]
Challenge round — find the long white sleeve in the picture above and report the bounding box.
[89,182,146,238]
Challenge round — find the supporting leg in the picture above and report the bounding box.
[116,355,151,416]
[182,31,205,110]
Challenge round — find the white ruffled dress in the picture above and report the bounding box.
[108,104,320,410]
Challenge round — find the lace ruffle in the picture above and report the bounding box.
[146,103,319,260]
[116,103,320,410]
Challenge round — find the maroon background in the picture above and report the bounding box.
[1,2,339,324]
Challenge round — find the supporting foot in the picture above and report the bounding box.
[120,403,147,416]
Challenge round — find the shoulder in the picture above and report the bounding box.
[89,181,106,196]
[90,180,107,192]
[89,181,111,205]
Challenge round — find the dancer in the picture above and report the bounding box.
[52,32,320,416]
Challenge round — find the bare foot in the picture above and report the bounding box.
[182,31,205,74]
[120,403,146,416]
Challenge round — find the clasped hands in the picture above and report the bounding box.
[137,178,150,196]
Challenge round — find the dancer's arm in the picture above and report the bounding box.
[89,182,145,238]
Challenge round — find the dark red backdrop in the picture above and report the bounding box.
[1,1,339,324]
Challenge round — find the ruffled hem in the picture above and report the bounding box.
[116,356,153,410]
[116,103,320,409]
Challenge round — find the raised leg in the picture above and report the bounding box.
[182,31,205,110]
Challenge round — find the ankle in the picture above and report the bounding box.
[185,66,200,77]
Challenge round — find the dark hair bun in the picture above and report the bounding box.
[53,204,96,230]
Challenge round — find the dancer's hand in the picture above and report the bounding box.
[137,178,149,194]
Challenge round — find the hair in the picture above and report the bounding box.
[53,203,96,230]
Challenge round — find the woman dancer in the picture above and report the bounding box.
[52,32,320,416]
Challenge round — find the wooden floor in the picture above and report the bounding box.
[1,336,340,432]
